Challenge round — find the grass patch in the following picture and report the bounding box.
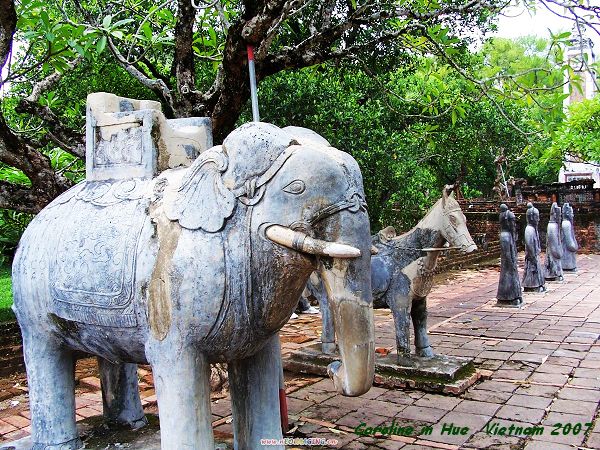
[0,265,14,323]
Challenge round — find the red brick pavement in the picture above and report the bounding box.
[1,254,599,449]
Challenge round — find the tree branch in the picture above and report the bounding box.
[107,37,176,114]
[0,180,51,214]
[14,56,85,159]
[173,0,198,115]
[0,0,16,73]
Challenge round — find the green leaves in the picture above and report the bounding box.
[96,36,107,54]
[545,96,600,165]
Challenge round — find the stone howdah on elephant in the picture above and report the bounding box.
[12,94,375,450]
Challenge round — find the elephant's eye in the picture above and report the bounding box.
[283,180,305,195]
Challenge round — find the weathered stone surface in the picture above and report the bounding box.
[308,185,477,359]
[0,415,231,450]
[545,202,564,280]
[496,204,522,306]
[561,203,578,271]
[522,203,546,291]
[283,344,479,394]
[12,95,376,450]
[86,92,212,181]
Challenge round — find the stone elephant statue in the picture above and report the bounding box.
[12,94,375,450]
[307,186,477,359]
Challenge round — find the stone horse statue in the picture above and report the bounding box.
[308,186,477,359]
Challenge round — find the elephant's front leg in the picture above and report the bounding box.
[411,296,434,357]
[98,358,147,429]
[229,334,284,450]
[388,294,411,359]
[147,341,214,450]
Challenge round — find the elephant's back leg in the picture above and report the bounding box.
[98,358,147,429]
[22,326,81,449]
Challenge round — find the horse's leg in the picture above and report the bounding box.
[388,294,411,359]
[317,286,336,354]
[22,328,81,449]
[320,300,335,354]
[411,296,434,357]
[98,358,147,429]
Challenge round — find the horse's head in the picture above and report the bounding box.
[439,185,477,253]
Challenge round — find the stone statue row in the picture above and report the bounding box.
[497,201,579,306]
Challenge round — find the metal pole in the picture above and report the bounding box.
[247,45,260,122]
[248,43,286,431]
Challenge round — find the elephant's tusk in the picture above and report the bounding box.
[265,225,361,258]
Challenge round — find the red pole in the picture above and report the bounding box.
[275,333,289,433]
[247,45,260,122]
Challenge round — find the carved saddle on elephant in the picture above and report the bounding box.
[46,93,213,329]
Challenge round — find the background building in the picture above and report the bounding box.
[558,25,599,187]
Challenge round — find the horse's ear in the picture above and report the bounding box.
[379,226,396,242]
[166,147,235,232]
[442,184,455,206]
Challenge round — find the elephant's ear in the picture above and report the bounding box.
[166,147,235,232]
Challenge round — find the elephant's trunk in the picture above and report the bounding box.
[320,258,374,396]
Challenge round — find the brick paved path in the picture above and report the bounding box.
[1,254,599,449]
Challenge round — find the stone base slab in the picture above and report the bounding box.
[283,344,481,395]
[0,415,232,450]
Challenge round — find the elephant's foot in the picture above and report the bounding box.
[524,285,545,292]
[416,346,434,358]
[396,349,411,363]
[32,437,83,450]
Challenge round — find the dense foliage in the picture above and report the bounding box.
[0,265,13,322]
[252,37,569,229]
[0,0,597,247]
[543,96,600,170]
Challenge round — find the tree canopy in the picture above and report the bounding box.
[0,0,598,222]
[543,96,600,170]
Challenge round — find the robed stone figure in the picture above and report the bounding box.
[545,202,564,281]
[522,203,545,292]
[497,204,522,306]
[561,203,578,271]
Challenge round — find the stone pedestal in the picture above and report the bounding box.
[283,344,481,395]
[0,415,232,450]
[495,298,524,307]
